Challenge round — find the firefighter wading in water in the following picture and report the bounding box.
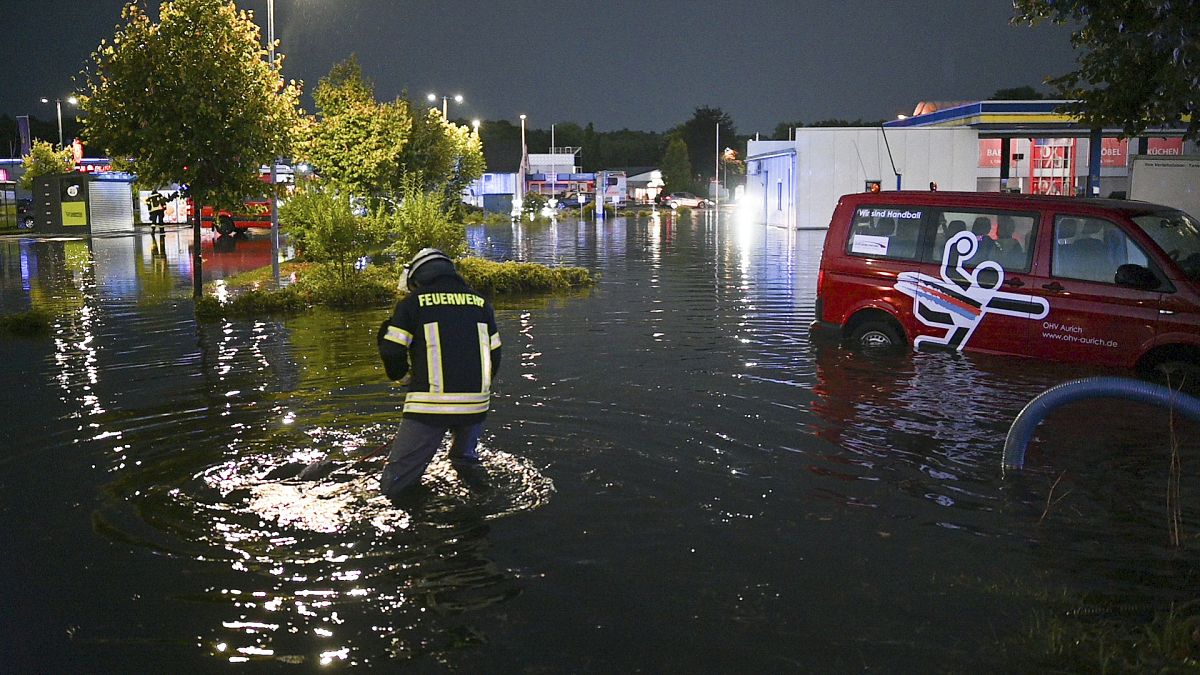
[377,248,502,498]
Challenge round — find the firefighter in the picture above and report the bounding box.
[376,248,502,499]
[145,189,175,233]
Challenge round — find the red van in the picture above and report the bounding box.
[812,191,1200,379]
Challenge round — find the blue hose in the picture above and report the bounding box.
[1002,376,1200,473]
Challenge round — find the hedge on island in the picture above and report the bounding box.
[196,257,594,319]
[0,308,53,337]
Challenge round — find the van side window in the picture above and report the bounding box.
[1052,216,1149,283]
[845,205,924,260]
[928,210,1036,272]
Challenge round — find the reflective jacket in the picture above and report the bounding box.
[377,274,501,426]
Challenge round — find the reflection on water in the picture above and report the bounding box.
[1,217,1198,671]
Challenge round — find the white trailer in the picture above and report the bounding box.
[1128,155,1200,220]
[745,127,978,229]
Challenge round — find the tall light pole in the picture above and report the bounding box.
[40,96,77,147]
[268,0,280,286]
[714,122,720,211]
[519,114,527,204]
[427,93,463,118]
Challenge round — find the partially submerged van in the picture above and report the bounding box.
[813,191,1200,379]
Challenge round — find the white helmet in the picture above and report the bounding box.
[401,248,455,291]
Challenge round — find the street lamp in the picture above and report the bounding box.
[39,96,77,147]
[427,92,463,118]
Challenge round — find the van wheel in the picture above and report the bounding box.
[1144,358,1200,393]
[849,320,904,350]
[216,215,236,237]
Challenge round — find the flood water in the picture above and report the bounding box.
[2,216,1197,672]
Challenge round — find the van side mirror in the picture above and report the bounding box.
[1114,264,1160,290]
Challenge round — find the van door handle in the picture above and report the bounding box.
[1041,282,1064,291]
[1003,277,1025,288]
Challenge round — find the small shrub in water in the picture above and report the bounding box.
[455,257,593,296]
[0,308,52,336]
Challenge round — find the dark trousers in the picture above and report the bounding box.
[379,418,483,498]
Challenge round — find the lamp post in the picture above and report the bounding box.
[39,96,77,147]
[519,114,527,204]
[268,0,280,286]
[427,92,463,118]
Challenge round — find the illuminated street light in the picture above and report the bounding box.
[39,95,77,147]
[427,92,463,118]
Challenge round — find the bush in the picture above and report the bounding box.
[279,185,385,282]
[19,141,74,190]
[197,262,397,318]
[455,257,594,295]
[383,174,467,262]
[0,308,52,336]
[676,206,693,219]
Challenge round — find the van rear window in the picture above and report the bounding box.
[846,206,924,260]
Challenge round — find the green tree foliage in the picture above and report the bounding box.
[300,56,411,198]
[378,173,466,262]
[660,136,692,194]
[19,140,74,189]
[771,118,888,139]
[79,0,302,208]
[398,104,484,211]
[673,107,737,183]
[1013,0,1200,139]
[278,185,385,283]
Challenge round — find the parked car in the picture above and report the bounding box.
[555,192,591,209]
[662,192,712,209]
[16,198,34,229]
[812,190,1200,380]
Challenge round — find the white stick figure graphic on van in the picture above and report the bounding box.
[895,231,1050,351]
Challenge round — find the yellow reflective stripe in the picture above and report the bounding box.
[403,401,490,415]
[478,323,492,394]
[406,391,490,404]
[424,322,443,393]
[490,332,502,350]
[384,325,412,346]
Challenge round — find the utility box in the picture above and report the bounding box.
[31,173,134,236]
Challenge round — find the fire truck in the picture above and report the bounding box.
[199,164,293,236]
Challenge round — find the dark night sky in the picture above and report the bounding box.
[3,0,1079,136]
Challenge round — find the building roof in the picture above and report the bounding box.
[885,100,1189,138]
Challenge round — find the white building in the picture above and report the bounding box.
[745,127,978,229]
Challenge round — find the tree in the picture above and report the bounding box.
[1013,0,1200,139]
[660,136,692,195]
[81,0,301,296]
[991,85,1045,100]
[772,118,888,138]
[19,140,74,190]
[397,104,484,210]
[673,107,737,185]
[277,185,384,283]
[300,56,411,198]
[80,0,301,208]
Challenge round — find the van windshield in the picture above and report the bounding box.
[1132,211,1200,282]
